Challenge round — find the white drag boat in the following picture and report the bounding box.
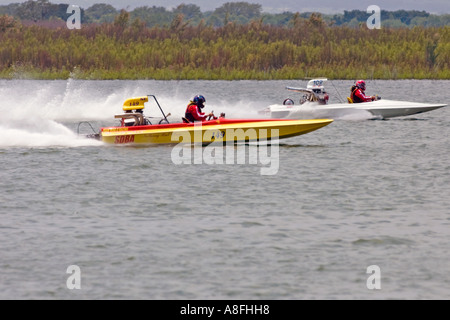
[261,79,447,120]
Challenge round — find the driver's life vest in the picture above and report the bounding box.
[351,86,365,103]
[185,102,202,122]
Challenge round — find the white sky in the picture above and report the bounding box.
[0,0,449,14]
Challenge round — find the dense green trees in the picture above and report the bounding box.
[0,14,448,80]
[1,1,449,27]
[84,3,117,24]
[0,1,448,80]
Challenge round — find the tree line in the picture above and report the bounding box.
[1,0,449,28]
[1,11,448,80]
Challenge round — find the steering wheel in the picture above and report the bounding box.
[207,111,215,121]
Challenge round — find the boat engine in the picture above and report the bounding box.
[307,79,329,105]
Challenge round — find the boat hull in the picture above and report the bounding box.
[100,118,333,145]
[266,100,447,120]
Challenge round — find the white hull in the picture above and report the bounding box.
[265,99,447,120]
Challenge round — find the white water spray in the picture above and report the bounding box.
[0,79,267,148]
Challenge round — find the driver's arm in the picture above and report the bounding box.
[191,107,208,121]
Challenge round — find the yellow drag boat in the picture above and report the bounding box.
[91,95,333,145]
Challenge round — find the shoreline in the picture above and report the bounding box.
[1,69,448,81]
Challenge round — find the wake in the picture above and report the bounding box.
[0,118,102,148]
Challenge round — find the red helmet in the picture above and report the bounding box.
[355,80,366,91]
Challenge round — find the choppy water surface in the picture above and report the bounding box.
[0,79,449,300]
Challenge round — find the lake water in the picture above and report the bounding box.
[0,79,449,300]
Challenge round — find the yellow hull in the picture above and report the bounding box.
[100,119,333,145]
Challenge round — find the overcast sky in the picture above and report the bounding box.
[1,0,449,14]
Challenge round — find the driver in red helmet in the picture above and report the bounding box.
[351,80,377,103]
[184,95,216,122]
